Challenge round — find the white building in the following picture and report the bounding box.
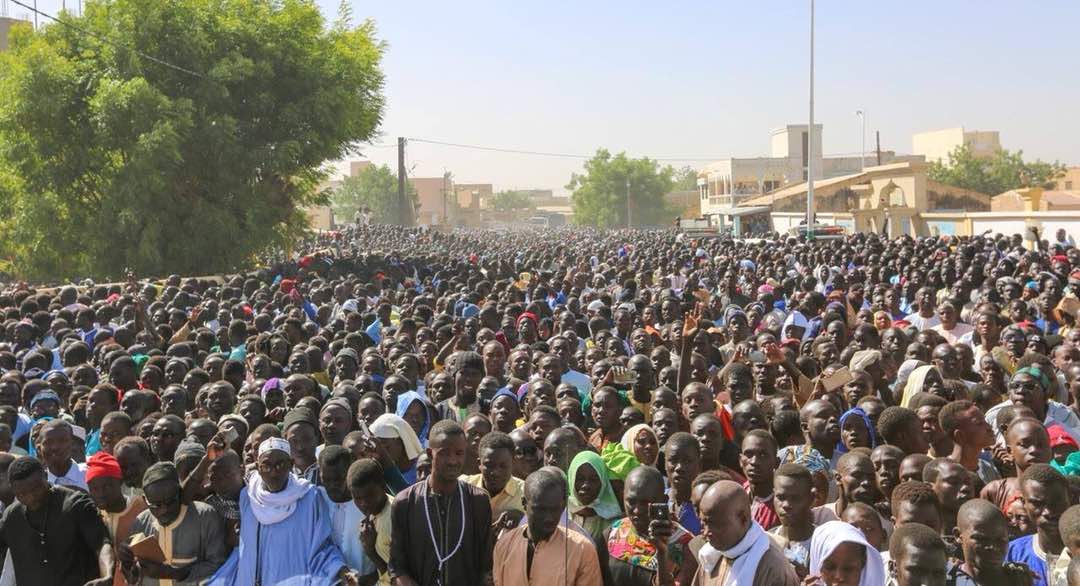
[697,124,884,232]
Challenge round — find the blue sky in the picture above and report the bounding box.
[21,1,1080,193]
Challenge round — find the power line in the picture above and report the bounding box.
[10,0,209,80]
[404,137,883,163]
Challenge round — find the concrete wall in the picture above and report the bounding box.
[411,177,447,225]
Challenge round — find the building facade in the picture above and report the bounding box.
[697,124,884,229]
[912,127,1001,163]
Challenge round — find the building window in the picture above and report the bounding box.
[1067,181,1074,190]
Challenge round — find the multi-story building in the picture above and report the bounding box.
[912,127,1001,164]
[697,124,883,228]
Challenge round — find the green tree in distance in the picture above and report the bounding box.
[928,144,1066,196]
[672,165,700,191]
[0,0,385,280]
[568,149,677,227]
[330,164,417,224]
[490,190,532,212]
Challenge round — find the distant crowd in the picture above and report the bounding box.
[1,223,1080,585]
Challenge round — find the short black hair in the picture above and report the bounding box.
[479,431,515,454]
[938,400,973,437]
[1059,504,1080,543]
[889,522,944,559]
[910,393,947,411]
[741,429,777,452]
[664,431,699,457]
[317,445,354,471]
[1022,463,1069,494]
[877,406,918,445]
[530,405,560,424]
[770,410,802,442]
[691,469,728,488]
[7,456,43,483]
[429,420,465,446]
[775,463,812,484]
[890,480,940,518]
[347,458,384,490]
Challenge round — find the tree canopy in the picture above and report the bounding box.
[928,144,1066,196]
[672,166,700,191]
[567,150,677,228]
[330,164,417,224]
[490,190,531,212]
[0,0,385,280]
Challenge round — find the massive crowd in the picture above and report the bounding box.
[1,223,1080,585]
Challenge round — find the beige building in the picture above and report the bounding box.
[912,127,1001,164]
[992,189,1080,212]
[454,183,493,209]
[412,176,450,225]
[737,160,990,238]
[697,124,892,222]
[1054,167,1080,191]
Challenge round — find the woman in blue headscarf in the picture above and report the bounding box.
[394,390,431,447]
[836,406,877,455]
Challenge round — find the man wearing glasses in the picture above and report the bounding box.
[208,437,354,585]
[118,462,227,584]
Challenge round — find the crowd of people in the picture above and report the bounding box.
[2,223,1080,585]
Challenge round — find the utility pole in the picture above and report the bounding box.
[441,170,448,225]
[396,137,410,226]
[876,131,882,166]
[626,178,632,228]
[806,0,816,236]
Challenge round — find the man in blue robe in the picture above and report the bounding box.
[209,437,354,585]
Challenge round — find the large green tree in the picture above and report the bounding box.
[928,144,1066,196]
[0,0,385,280]
[568,150,676,228]
[330,164,417,224]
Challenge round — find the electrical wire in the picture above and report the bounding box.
[9,0,209,80]
[405,137,879,162]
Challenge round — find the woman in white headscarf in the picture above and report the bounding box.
[899,364,945,408]
[807,521,885,586]
[371,413,424,483]
[620,423,659,466]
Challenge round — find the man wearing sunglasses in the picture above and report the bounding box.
[118,462,227,584]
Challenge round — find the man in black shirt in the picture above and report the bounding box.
[0,457,113,586]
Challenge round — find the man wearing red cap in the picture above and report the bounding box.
[87,451,146,586]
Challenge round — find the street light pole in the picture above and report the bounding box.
[856,110,866,171]
[806,0,815,237]
[626,178,632,228]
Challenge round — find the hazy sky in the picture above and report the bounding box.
[19,1,1080,194]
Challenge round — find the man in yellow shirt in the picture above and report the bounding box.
[463,432,525,522]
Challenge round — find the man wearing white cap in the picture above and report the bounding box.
[208,437,355,585]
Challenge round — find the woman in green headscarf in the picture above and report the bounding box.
[568,450,622,543]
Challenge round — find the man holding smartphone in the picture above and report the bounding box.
[604,466,696,586]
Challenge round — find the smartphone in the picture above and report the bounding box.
[358,417,374,440]
[648,502,670,523]
[613,369,639,386]
[221,427,239,445]
[822,367,854,394]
